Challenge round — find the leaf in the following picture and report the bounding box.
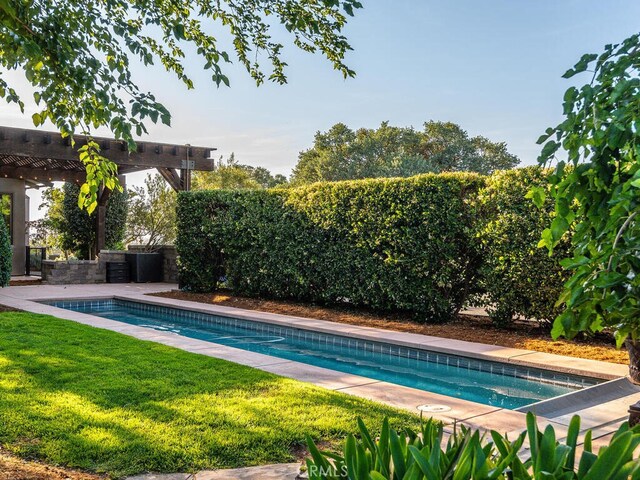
[582,431,634,480]
[525,186,546,208]
[408,445,438,479]
[593,271,626,288]
[551,216,569,242]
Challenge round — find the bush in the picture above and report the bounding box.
[306,414,640,479]
[177,173,484,322]
[177,168,568,326]
[0,216,10,287]
[475,167,569,326]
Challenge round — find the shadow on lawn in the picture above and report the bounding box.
[0,312,417,478]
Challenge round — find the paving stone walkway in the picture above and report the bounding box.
[126,463,302,480]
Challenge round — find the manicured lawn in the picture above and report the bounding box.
[0,312,419,478]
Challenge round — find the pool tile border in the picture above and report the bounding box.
[117,293,628,381]
[44,297,599,392]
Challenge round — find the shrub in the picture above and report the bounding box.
[177,168,568,326]
[475,167,569,326]
[0,216,10,287]
[177,173,484,322]
[306,414,640,479]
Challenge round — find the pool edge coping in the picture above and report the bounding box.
[119,293,628,382]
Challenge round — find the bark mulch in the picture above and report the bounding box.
[149,290,629,365]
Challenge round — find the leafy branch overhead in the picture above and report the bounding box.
[0,0,362,210]
[534,33,640,346]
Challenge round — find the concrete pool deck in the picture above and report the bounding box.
[0,282,637,453]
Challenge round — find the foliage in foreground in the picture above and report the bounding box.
[534,34,640,347]
[0,210,10,287]
[0,312,418,478]
[307,414,640,480]
[178,167,565,325]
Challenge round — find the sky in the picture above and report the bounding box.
[2,0,640,219]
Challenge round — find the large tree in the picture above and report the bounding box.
[0,0,361,211]
[291,121,519,184]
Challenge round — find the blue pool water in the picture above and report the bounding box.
[48,299,600,409]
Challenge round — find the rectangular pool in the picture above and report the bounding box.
[47,298,601,409]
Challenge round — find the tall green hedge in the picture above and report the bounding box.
[0,215,11,287]
[178,173,484,321]
[177,168,567,325]
[475,167,569,325]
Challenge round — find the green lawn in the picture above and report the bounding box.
[0,312,418,478]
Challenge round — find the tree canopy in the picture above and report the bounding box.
[192,154,287,190]
[291,121,519,184]
[0,0,361,211]
[126,174,178,250]
[533,33,640,347]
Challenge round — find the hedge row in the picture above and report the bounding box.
[177,167,567,325]
[474,168,570,325]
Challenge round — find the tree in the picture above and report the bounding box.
[0,0,362,211]
[41,183,128,259]
[126,174,177,249]
[242,166,288,188]
[534,34,640,349]
[192,154,286,190]
[291,121,519,184]
[34,187,66,255]
[420,122,519,174]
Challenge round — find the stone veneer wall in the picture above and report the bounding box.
[41,260,105,284]
[41,246,178,284]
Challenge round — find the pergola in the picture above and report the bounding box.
[0,126,215,259]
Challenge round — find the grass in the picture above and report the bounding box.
[0,312,419,478]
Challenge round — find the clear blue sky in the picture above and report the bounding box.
[1,0,639,217]
[129,0,640,173]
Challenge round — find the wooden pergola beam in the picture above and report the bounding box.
[0,126,215,171]
[0,165,85,183]
[157,167,183,192]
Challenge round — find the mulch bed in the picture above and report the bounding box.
[149,290,629,365]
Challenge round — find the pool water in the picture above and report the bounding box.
[49,299,600,409]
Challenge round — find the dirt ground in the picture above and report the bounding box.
[0,449,105,480]
[149,290,629,365]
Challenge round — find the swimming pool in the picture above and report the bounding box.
[47,298,601,409]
